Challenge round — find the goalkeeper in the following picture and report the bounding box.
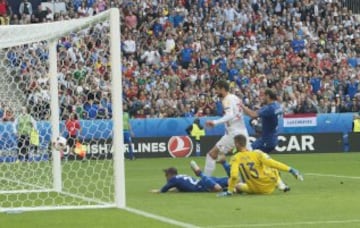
[218,134,303,196]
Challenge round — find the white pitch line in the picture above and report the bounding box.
[0,176,49,190]
[125,207,200,228]
[305,173,360,180]
[0,189,52,194]
[206,219,360,228]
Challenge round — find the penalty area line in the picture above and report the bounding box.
[125,207,200,228]
[206,219,360,228]
[305,173,360,180]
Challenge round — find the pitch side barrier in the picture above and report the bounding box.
[0,113,358,161]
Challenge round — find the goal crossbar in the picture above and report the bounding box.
[0,10,111,49]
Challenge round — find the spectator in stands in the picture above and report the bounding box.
[65,113,81,154]
[2,106,14,122]
[19,0,33,22]
[83,98,98,120]
[33,4,48,23]
[0,0,11,25]
[4,0,360,121]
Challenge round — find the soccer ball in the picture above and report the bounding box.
[52,136,67,151]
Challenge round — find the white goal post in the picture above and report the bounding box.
[0,8,125,212]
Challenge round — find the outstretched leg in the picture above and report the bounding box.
[203,146,219,176]
[190,160,223,192]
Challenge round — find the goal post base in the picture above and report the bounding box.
[0,204,117,214]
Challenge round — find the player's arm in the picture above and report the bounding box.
[258,151,291,172]
[218,156,240,197]
[240,104,258,118]
[208,101,235,126]
[227,156,240,193]
[159,181,176,193]
[151,187,178,193]
[258,152,304,180]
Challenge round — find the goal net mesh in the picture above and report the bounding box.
[0,10,120,211]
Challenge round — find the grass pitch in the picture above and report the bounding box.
[1,153,360,228]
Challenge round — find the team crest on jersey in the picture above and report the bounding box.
[168,136,193,158]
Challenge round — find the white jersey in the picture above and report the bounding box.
[213,93,247,135]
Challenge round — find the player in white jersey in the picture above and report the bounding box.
[203,80,251,176]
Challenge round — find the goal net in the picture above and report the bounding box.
[0,9,125,212]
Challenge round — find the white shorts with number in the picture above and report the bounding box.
[215,131,252,154]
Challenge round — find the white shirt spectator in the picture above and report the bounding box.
[123,39,136,54]
[238,12,249,24]
[40,89,50,102]
[246,39,258,52]
[37,76,48,86]
[67,47,77,62]
[77,5,90,16]
[232,19,242,33]
[192,40,201,53]
[87,7,95,16]
[159,16,168,25]
[19,0,33,16]
[223,7,239,22]
[141,50,160,65]
[164,37,175,53]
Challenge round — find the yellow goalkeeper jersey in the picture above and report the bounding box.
[228,150,291,194]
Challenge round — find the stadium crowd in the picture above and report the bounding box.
[1,0,360,120]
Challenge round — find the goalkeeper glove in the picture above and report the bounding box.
[289,168,304,181]
[217,191,233,197]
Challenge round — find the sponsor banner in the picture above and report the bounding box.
[62,133,343,159]
[201,133,343,154]
[283,113,317,128]
[348,133,360,152]
[61,136,196,159]
[0,133,343,162]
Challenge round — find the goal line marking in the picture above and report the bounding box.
[0,176,49,191]
[125,207,200,228]
[0,176,111,205]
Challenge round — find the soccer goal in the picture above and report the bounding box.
[0,9,125,212]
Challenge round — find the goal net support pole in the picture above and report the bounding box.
[49,39,62,192]
[109,8,126,209]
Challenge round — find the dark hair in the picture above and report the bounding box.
[265,89,277,100]
[215,80,230,91]
[163,167,178,175]
[234,134,247,148]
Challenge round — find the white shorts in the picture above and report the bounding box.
[215,131,252,154]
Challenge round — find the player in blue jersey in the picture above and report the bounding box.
[151,161,230,193]
[241,89,282,153]
[240,89,290,191]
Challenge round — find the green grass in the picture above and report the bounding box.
[1,153,360,228]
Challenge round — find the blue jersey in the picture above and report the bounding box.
[257,102,282,141]
[160,175,228,193]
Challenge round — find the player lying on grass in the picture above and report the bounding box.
[151,163,230,193]
[218,134,304,197]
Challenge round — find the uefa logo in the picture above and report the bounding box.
[167,136,193,158]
